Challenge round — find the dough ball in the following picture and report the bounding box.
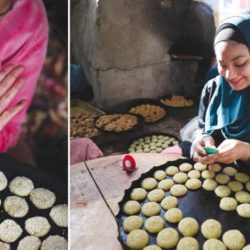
[145,216,164,233]
[0,171,8,191]
[49,204,68,227]
[179,163,193,172]
[154,170,167,181]
[126,230,149,250]
[164,208,183,223]
[173,173,188,184]
[0,219,22,243]
[166,166,179,176]
[158,179,174,191]
[215,185,231,198]
[130,188,147,201]
[25,217,51,237]
[141,202,161,217]
[9,176,34,196]
[215,174,230,185]
[141,178,158,190]
[123,216,144,233]
[170,184,188,197]
[202,170,215,179]
[203,239,226,250]
[194,162,207,171]
[235,173,249,183]
[156,228,179,249]
[147,189,165,202]
[178,217,199,237]
[220,197,238,211]
[227,181,243,192]
[201,219,222,239]
[17,236,41,250]
[223,166,237,176]
[160,196,178,210]
[188,170,201,179]
[222,229,246,250]
[202,179,218,191]
[236,203,250,218]
[176,237,199,250]
[123,200,141,215]
[0,241,10,250]
[41,235,67,250]
[29,188,56,209]
[185,179,202,190]
[143,245,162,250]
[208,163,222,172]
[3,196,29,218]
[235,191,250,203]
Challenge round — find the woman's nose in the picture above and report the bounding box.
[225,67,237,80]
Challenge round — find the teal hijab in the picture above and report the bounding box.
[205,13,250,141]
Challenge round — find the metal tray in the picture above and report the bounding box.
[116,158,250,249]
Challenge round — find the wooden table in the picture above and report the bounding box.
[70,153,181,250]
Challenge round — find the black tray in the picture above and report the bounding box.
[0,154,67,248]
[116,158,250,250]
[159,95,195,109]
[94,113,145,134]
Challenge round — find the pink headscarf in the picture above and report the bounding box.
[0,0,48,152]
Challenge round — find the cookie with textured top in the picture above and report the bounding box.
[41,235,67,250]
[123,216,143,232]
[17,236,41,250]
[178,217,199,237]
[201,219,222,239]
[9,176,34,196]
[126,230,149,250]
[222,230,245,250]
[29,188,56,209]
[156,228,179,249]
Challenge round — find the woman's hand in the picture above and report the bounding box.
[0,64,27,131]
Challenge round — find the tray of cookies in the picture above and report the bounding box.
[116,158,250,250]
[0,154,68,249]
[127,132,180,153]
[160,95,194,108]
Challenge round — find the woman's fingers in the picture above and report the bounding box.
[0,64,15,82]
[0,65,24,97]
[0,100,27,131]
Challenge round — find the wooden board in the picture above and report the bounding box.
[70,162,122,250]
[85,153,181,215]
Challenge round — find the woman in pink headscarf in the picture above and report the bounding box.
[0,0,48,153]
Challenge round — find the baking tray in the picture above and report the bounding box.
[0,154,67,248]
[116,158,250,249]
[94,113,145,134]
[159,95,195,109]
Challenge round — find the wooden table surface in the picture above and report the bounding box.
[70,153,181,250]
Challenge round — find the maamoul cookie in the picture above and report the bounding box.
[154,170,167,181]
[176,237,199,250]
[202,179,218,191]
[194,162,207,171]
[246,181,250,192]
[202,170,215,179]
[179,163,192,172]
[0,219,22,243]
[170,184,188,197]
[215,185,231,198]
[173,173,188,184]
[188,170,201,179]
[223,166,237,176]
[235,191,250,203]
[243,245,250,250]
[0,171,8,191]
[123,216,144,232]
[25,217,51,237]
[143,245,162,250]
[203,239,226,250]
[147,189,165,202]
[41,235,67,250]
[201,219,222,239]
[160,196,178,210]
[17,236,41,250]
[156,228,179,249]
[235,173,249,183]
[141,178,158,190]
[145,216,164,233]
[166,166,179,176]
[130,188,147,201]
[158,179,174,191]
[220,197,238,211]
[49,204,68,227]
[236,203,250,218]
[126,230,149,249]
[0,241,10,250]
[222,229,245,250]
[215,174,230,185]
[227,181,243,192]
[208,163,222,172]
[185,179,202,190]
[178,217,199,237]
[164,208,183,223]
[123,200,141,215]
[141,202,161,217]
[29,188,56,209]
[3,196,29,218]
[9,176,34,197]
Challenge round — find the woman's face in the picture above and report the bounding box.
[215,40,250,91]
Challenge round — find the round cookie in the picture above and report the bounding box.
[203,239,226,250]
[202,170,215,179]
[17,236,41,250]
[173,173,188,184]
[222,229,245,250]
[246,181,250,192]
[0,219,22,243]
[223,166,237,176]
[176,237,199,250]
[156,228,179,249]
[147,189,165,202]
[201,219,222,239]
[141,202,161,217]
[209,163,222,172]
[123,216,144,232]
[215,174,230,185]
[49,204,68,227]
[158,179,174,191]
[9,176,34,196]
[25,217,51,237]
[188,170,201,179]
[220,197,238,211]
[170,184,188,197]
[141,178,158,190]
[236,203,250,218]
[194,162,207,171]
[0,172,8,191]
[161,196,178,210]
[227,181,243,192]
[130,188,147,201]
[0,241,10,250]
[185,179,202,190]
[41,235,67,250]
[202,179,218,191]
[3,196,29,218]
[178,217,199,237]
[243,245,250,250]
[154,170,167,180]
[126,230,149,250]
[29,188,56,209]
[179,163,192,172]
[143,245,162,250]
[123,200,141,215]
[215,185,231,198]
[235,191,250,203]
[145,216,164,233]
[166,166,179,176]
[164,208,183,223]
[235,173,250,183]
